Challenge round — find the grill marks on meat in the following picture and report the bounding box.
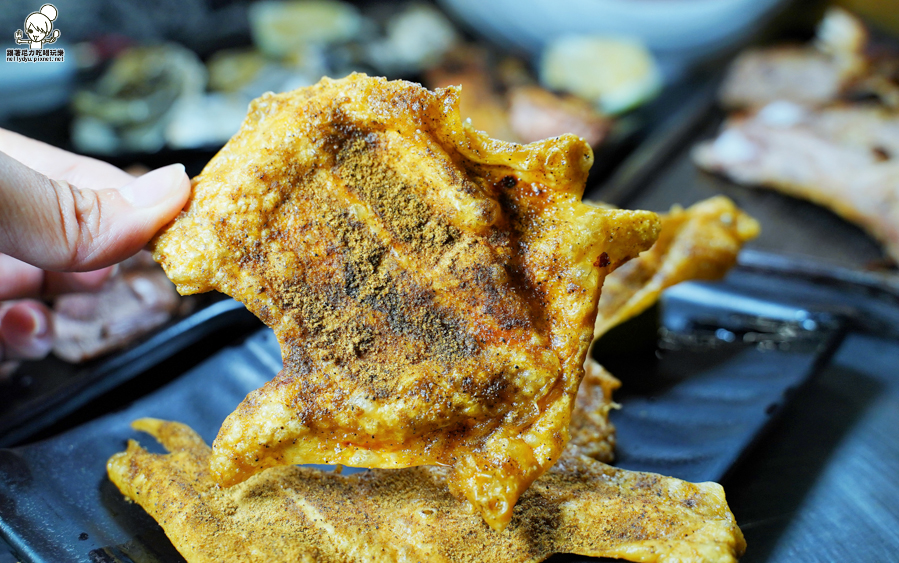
[150,74,660,529]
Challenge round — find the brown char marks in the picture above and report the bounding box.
[335,132,457,258]
[268,204,476,382]
[362,270,478,362]
[262,116,543,398]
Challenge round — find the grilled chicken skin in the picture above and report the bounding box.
[151,73,659,530]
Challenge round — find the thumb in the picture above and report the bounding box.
[0,151,190,272]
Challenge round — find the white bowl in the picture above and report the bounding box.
[438,0,788,79]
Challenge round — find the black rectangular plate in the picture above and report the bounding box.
[0,278,844,563]
[601,282,843,484]
[0,298,262,448]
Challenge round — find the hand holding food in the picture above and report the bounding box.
[0,128,190,367]
[4,2,885,561]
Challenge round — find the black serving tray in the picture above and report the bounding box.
[0,276,845,563]
[0,298,262,448]
[600,281,844,484]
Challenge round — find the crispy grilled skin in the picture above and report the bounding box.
[594,197,760,340]
[150,73,659,529]
[693,104,899,262]
[108,418,746,563]
[566,358,620,462]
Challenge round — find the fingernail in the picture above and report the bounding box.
[119,164,187,208]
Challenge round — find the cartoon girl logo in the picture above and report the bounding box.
[15,4,61,50]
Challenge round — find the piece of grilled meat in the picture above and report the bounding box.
[694,102,899,263]
[151,73,659,529]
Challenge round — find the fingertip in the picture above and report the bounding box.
[84,164,190,268]
[0,301,53,360]
[119,163,190,211]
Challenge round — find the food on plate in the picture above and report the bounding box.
[52,251,187,362]
[109,192,755,560]
[701,6,899,263]
[425,45,611,148]
[107,215,754,560]
[106,214,755,561]
[718,8,869,110]
[150,73,660,530]
[108,417,745,563]
[594,197,761,340]
[119,169,758,559]
[693,102,899,262]
[539,35,662,115]
[507,85,611,148]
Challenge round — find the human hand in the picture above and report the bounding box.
[0,128,190,367]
